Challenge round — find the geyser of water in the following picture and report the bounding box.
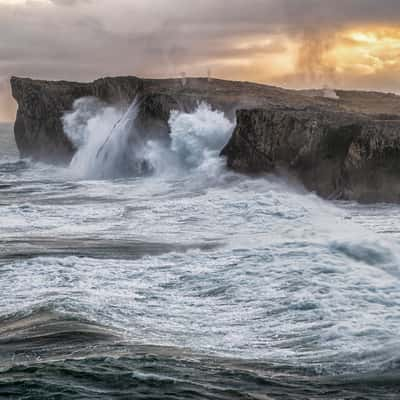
[145,103,234,177]
[64,97,151,179]
[63,97,123,179]
[64,99,234,180]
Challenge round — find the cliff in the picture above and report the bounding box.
[10,76,142,163]
[10,76,400,202]
[10,76,339,163]
[222,108,400,203]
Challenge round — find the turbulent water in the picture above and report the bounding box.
[0,103,400,399]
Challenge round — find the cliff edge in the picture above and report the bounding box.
[10,76,338,163]
[10,76,400,202]
[222,108,400,203]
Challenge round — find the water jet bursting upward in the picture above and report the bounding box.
[64,98,150,179]
[63,99,234,180]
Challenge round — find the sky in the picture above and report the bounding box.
[1,0,400,121]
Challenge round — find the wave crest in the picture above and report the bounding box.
[63,99,233,180]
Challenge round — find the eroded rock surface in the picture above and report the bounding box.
[10,76,339,163]
[10,76,400,202]
[10,76,142,163]
[222,108,400,203]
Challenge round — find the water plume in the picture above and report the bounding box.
[63,99,234,180]
[146,103,234,175]
[297,29,337,88]
[63,97,124,178]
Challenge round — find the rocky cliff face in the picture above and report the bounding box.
[10,76,338,163]
[222,108,400,203]
[10,76,142,163]
[10,76,400,202]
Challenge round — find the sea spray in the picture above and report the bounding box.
[64,98,153,179]
[94,99,152,178]
[145,103,234,177]
[169,103,234,169]
[63,97,124,178]
[3,111,400,384]
[64,99,234,180]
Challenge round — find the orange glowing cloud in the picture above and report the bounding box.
[226,25,400,91]
[3,0,400,121]
[284,25,400,89]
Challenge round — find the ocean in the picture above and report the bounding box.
[0,104,399,399]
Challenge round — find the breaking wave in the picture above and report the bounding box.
[63,98,146,179]
[63,98,234,180]
[2,99,400,399]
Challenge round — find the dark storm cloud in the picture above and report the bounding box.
[1,0,400,120]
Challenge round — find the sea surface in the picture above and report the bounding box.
[0,104,400,400]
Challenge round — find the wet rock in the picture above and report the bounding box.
[10,76,337,164]
[222,108,400,203]
[10,76,400,202]
[10,76,142,163]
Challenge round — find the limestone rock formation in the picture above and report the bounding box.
[10,76,142,163]
[10,76,339,163]
[10,75,400,202]
[222,108,400,203]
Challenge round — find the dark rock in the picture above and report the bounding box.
[222,108,400,203]
[10,75,400,202]
[10,76,142,163]
[10,76,340,164]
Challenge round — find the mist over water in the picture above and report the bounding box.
[1,106,400,399]
[64,97,125,179]
[64,98,234,181]
[0,122,17,159]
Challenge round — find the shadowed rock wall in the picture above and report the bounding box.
[222,108,400,203]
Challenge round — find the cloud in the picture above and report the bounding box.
[50,0,91,6]
[1,0,400,120]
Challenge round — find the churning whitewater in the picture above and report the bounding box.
[0,103,399,399]
[63,98,234,180]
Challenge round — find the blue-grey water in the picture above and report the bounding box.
[0,105,400,400]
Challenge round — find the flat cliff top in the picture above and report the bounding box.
[300,88,400,117]
[11,75,400,117]
[9,75,400,203]
[8,75,341,114]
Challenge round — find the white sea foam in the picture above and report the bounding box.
[1,98,400,376]
[169,103,234,169]
[63,99,234,180]
[63,97,125,178]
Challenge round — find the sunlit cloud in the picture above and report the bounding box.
[2,1,400,120]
